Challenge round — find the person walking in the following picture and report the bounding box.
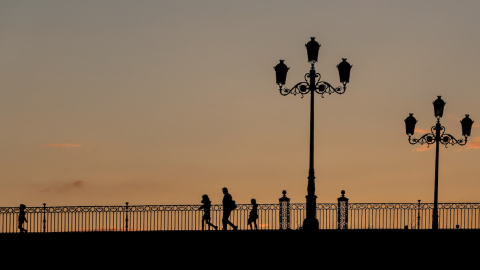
[247,199,258,230]
[18,204,28,233]
[222,187,237,230]
[199,194,218,230]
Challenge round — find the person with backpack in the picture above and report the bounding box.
[221,187,238,230]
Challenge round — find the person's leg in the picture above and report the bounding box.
[205,217,215,229]
[222,212,228,230]
[224,211,237,230]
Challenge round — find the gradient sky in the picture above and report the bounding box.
[2,0,480,207]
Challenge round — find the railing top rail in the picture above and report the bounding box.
[2,202,480,212]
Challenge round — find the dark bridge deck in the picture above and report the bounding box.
[1,230,477,266]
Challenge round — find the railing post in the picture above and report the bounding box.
[279,190,290,230]
[43,203,46,233]
[337,190,349,230]
[417,200,421,229]
[125,202,129,232]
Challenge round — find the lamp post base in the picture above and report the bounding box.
[303,194,319,230]
[432,212,439,230]
[302,217,319,231]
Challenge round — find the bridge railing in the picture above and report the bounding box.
[2,201,480,233]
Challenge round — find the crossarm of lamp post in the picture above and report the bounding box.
[315,80,346,97]
[408,132,436,146]
[439,133,468,147]
[408,126,468,147]
[279,81,310,97]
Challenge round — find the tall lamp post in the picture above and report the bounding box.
[404,96,473,230]
[274,37,352,230]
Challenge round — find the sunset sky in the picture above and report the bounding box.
[2,1,480,207]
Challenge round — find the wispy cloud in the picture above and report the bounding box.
[414,128,432,134]
[467,137,480,150]
[446,114,480,129]
[44,143,83,148]
[40,180,85,193]
[447,114,460,121]
[413,144,431,152]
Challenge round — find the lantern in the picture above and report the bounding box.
[305,37,320,63]
[405,113,417,135]
[433,96,446,118]
[274,60,289,86]
[461,114,474,137]
[337,58,352,84]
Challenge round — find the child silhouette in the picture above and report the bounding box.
[248,199,258,230]
[18,204,28,233]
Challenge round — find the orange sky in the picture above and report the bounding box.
[1,1,480,207]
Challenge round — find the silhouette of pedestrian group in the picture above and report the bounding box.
[199,187,258,230]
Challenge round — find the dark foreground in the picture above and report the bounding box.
[2,229,478,266]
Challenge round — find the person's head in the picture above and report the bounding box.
[202,194,209,200]
[222,187,228,194]
[20,204,26,210]
[251,199,256,205]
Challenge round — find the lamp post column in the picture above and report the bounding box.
[433,120,441,230]
[303,64,319,230]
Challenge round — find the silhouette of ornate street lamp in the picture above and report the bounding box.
[404,96,473,230]
[274,37,352,230]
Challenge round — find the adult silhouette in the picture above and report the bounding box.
[222,187,237,230]
[18,204,27,233]
[198,194,218,230]
[248,199,258,230]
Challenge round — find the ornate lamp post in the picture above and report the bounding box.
[274,37,352,230]
[404,96,473,230]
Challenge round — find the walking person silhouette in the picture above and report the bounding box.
[199,194,218,230]
[222,187,237,230]
[18,204,27,233]
[247,199,258,230]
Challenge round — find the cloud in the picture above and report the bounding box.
[447,114,460,121]
[467,137,480,150]
[44,143,83,148]
[414,128,432,134]
[40,180,85,193]
[446,114,480,129]
[413,144,431,152]
[72,180,84,188]
[413,136,480,152]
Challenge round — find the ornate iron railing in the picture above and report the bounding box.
[2,202,480,233]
